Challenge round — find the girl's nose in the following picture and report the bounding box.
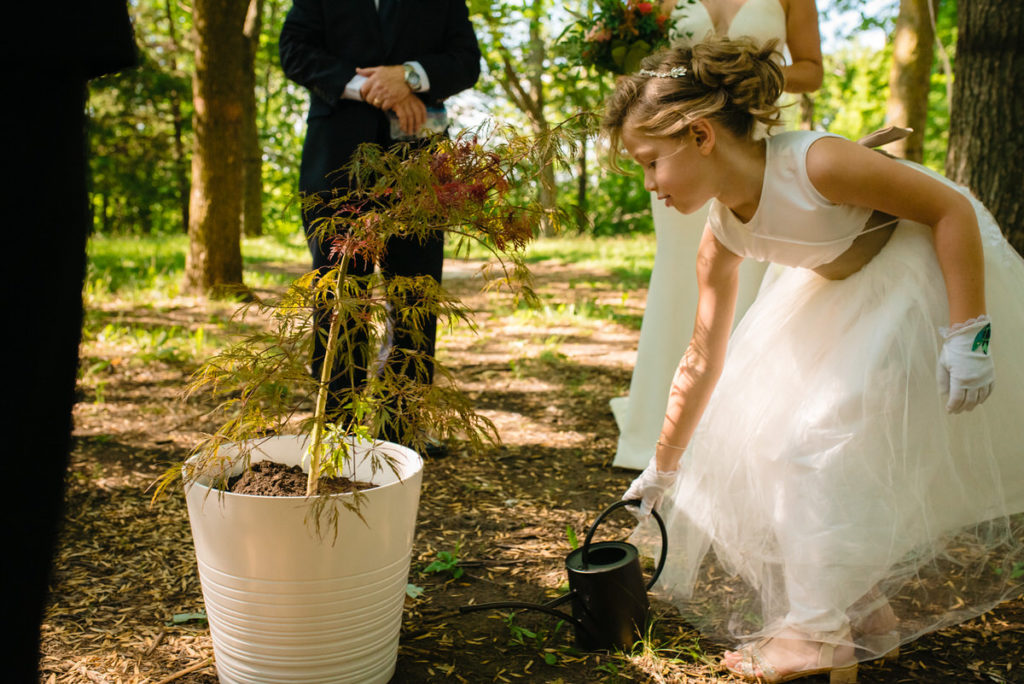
[643,173,657,193]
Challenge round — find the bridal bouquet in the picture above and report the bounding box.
[562,0,685,75]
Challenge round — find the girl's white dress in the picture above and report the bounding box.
[632,130,1024,658]
[611,0,787,469]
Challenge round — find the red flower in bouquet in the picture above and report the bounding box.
[563,0,694,75]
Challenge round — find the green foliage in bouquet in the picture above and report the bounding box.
[562,0,694,75]
[155,116,595,534]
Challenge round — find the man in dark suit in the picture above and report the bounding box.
[3,2,137,679]
[279,0,481,445]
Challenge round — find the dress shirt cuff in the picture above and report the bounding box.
[342,74,369,101]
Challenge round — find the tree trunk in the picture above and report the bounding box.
[799,93,814,130]
[527,3,556,236]
[164,0,191,233]
[477,0,561,236]
[241,0,264,238]
[259,0,281,147]
[170,94,191,233]
[185,0,247,295]
[885,0,936,162]
[576,146,588,232]
[946,0,1024,252]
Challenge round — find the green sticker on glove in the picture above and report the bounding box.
[972,323,991,354]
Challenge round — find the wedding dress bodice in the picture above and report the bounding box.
[671,0,787,46]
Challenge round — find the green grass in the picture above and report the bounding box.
[446,233,655,290]
[510,297,622,327]
[82,232,654,339]
[84,233,309,302]
[241,232,310,263]
[85,234,188,300]
[80,320,229,368]
[448,233,654,329]
[81,232,657,343]
[523,234,654,267]
[81,234,309,369]
[86,232,656,300]
[523,234,655,289]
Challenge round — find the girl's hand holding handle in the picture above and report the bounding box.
[623,458,679,519]
[937,316,994,413]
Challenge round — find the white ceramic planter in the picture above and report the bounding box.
[184,435,423,684]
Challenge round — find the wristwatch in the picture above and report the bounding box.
[403,63,421,91]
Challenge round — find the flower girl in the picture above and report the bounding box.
[609,36,1024,683]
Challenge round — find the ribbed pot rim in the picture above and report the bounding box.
[183,434,423,501]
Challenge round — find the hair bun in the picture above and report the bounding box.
[601,36,785,171]
[689,36,784,125]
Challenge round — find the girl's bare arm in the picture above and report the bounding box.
[656,227,741,472]
[807,137,985,326]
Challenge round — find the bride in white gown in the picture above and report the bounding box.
[610,0,824,469]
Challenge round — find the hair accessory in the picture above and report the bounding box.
[639,65,688,79]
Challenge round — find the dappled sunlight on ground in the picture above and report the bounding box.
[42,252,1024,683]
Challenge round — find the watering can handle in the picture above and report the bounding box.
[581,499,668,591]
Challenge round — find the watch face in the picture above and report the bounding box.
[404,65,420,88]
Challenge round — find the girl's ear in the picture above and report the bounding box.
[690,118,716,155]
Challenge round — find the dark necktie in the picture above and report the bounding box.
[378,0,397,36]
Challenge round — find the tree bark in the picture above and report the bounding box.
[185,0,247,295]
[163,0,191,233]
[526,1,555,235]
[885,0,936,162]
[241,0,264,238]
[799,93,814,130]
[485,0,557,235]
[576,146,588,232]
[259,0,281,153]
[946,0,1024,252]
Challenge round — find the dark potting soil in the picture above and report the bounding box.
[226,459,374,497]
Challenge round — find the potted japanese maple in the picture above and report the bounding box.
[156,121,588,683]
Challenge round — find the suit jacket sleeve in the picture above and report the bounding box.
[279,0,358,105]
[280,0,481,108]
[412,0,481,102]
[7,0,137,79]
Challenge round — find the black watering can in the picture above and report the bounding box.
[458,499,668,651]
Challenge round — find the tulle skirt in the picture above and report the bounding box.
[632,179,1024,660]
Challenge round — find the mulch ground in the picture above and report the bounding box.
[40,256,1024,683]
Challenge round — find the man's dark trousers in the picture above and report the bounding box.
[280,0,480,433]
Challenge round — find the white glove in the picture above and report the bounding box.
[623,459,679,519]
[937,316,994,414]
